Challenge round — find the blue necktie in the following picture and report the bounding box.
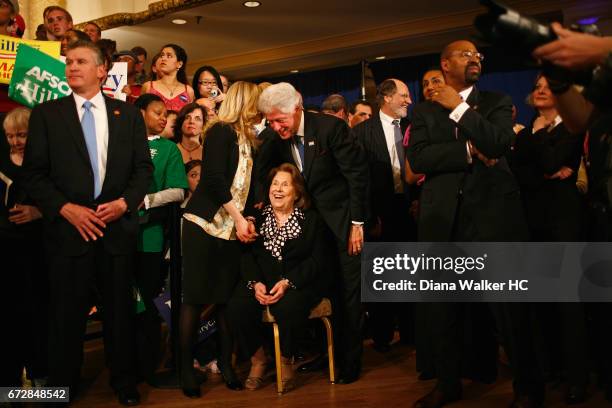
[294,135,305,171]
[81,101,101,199]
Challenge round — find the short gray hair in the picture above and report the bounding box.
[258,82,301,114]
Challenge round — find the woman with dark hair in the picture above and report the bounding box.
[227,163,330,392]
[174,103,205,163]
[193,65,224,119]
[133,93,188,381]
[179,81,261,398]
[511,73,589,404]
[142,44,194,112]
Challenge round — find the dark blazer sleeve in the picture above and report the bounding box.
[457,93,514,159]
[199,124,235,207]
[120,105,153,212]
[407,103,470,174]
[328,119,369,222]
[285,210,326,289]
[22,105,68,219]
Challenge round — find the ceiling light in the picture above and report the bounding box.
[375,56,386,60]
[290,69,299,73]
[243,1,261,7]
[172,19,187,25]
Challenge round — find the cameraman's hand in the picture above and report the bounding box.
[533,22,612,70]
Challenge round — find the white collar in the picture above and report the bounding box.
[297,110,305,138]
[73,90,105,110]
[551,115,563,128]
[379,109,398,126]
[148,135,161,141]
[459,86,474,102]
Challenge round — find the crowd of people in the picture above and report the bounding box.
[1,2,612,408]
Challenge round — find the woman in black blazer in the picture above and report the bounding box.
[228,163,331,392]
[179,81,261,397]
[511,74,589,404]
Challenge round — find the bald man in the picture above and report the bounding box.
[408,41,538,408]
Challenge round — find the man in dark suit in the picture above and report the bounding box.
[408,40,538,408]
[23,40,152,406]
[352,79,414,352]
[257,83,368,384]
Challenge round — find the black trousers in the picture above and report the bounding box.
[0,228,48,386]
[134,251,165,380]
[334,241,363,373]
[227,284,320,358]
[46,241,137,393]
[368,194,415,346]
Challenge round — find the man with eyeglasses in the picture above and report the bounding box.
[408,41,536,408]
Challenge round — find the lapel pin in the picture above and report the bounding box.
[308,141,315,146]
[113,109,121,116]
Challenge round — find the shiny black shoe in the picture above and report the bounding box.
[337,368,360,384]
[218,362,243,391]
[116,387,140,406]
[181,386,201,398]
[297,354,328,373]
[565,384,587,405]
[413,385,461,408]
[418,371,436,381]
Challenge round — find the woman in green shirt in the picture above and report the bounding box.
[134,94,189,382]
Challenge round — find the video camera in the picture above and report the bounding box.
[474,0,610,107]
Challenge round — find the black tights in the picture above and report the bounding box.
[179,303,235,387]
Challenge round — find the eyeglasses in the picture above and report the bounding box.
[451,50,485,61]
[198,80,217,86]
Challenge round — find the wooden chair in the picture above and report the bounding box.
[262,297,336,394]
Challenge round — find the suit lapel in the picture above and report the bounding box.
[302,112,316,180]
[373,115,392,165]
[465,86,479,110]
[59,96,91,166]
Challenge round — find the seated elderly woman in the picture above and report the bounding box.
[227,163,331,392]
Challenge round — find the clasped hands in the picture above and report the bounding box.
[60,198,128,242]
[253,280,290,305]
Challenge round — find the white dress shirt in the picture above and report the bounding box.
[73,91,109,189]
[448,86,474,164]
[290,110,306,171]
[379,110,403,193]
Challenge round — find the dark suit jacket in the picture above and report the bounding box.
[241,208,331,296]
[256,111,368,244]
[407,87,528,241]
[352,113,409,227]
[23,94,153,255]
[511,122,584,240]
[185,123,244,221]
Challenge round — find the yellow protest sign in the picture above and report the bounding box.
[0,35,61,84]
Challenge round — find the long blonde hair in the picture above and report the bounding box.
[205,81,261,148]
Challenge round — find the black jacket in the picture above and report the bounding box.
[23,94,153,255]
[407,87,528,241]
[256,111,368,244]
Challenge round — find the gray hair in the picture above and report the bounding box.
[258,82,302,114]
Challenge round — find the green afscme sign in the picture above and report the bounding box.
[8,44,71,108]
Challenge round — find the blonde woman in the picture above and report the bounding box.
[179,81,261,398]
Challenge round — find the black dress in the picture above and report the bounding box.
[0,153,48,386]
[182,123,254,305]
[227,206,331,358]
